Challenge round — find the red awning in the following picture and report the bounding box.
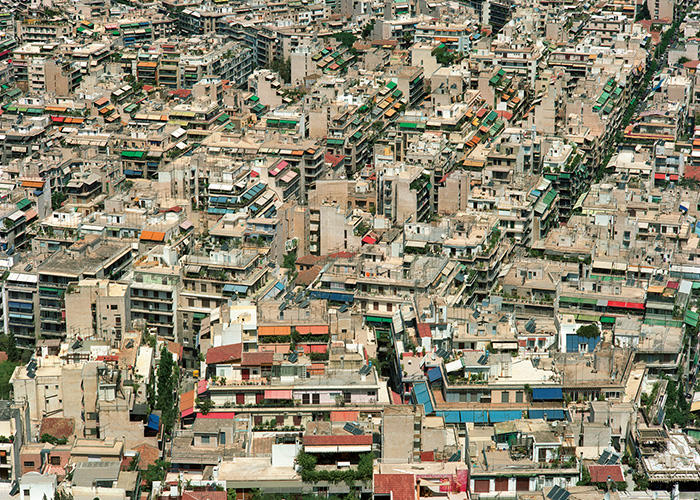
[296,325,329,335]
[181,407,194,418]
[654,173,666,180]
[264,389,293,400]
[330,411,360,422]
[669,174,679,181]
[362,235,377,244]
[625,302,645,310]
[607,300,626,308]
[196,412,236,419]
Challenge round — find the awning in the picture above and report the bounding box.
[264,389,292,400]
[362,235,377,244]
[223,284,248,294]
[600,316,616,324]
[528,409,566,420]
[532,388,563,401]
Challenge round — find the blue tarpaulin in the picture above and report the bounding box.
[528,409,567,421]
[427,367,442,383]
[532,387,563,401]
[147,414,160,431]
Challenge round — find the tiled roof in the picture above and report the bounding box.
[205,343,242,364]
[374,474,416,500]
[39,417,74,439]
[241,351,274,366]
[588,464,624,483]
[303,435,372,446]
[183,492,226,500]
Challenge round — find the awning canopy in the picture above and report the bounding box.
[532,387,563,401]
[264,389,293,400]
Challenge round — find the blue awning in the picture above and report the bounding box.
[532,387,563,401]
[427,367,442,383]
[147,414,160,431]
[528,409,567,421]
[223,284,248,294]
[461,410,488,423]
[489,410,523,423]
[412,382,433,415]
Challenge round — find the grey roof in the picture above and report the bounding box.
[72,460,121,487]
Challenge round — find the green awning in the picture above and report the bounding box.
[386,81,397,90]
[365,315,393,324]
[279,119,298,125]
[216,113,229,123]
[249,95,259,102]
[267,119,279,125]
[121,150,145,158]
[600,316,616,324]
[39,286,63,293]
[685,310,699,328]
[352,131,362,140]
[399,122,418,129]
[327,138,344,145]
[193,312,207,320]
[16,198,30,210]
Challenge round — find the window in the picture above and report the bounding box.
[302,394,310,404]
[501,391,509,403]
[23,461,34,467]
[201,435,210,444]
[312,394,320,404]
[387,303,392,312]
[50,456,61,465]
[344,392,352,403]
[516,391,524,403]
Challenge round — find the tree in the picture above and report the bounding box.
[576,324,600,338]
[361,20,375,39]
[142,459,170,489]
[196,397,213,415]
[678,56,690,65]
[635,1,650,21]
[333,32,357,50]
[51,191,67,210]
[156,346,176,433]
[431,45,458,66]
[269,58,291,84]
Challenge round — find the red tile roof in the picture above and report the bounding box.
[133,443,159,470]
[303,435,372,446]
[241,351,274,366]
[420,451,435,461]
[417,323,431,338]
[588,464,624,483]
[296,264,323,286]
[183,492,226,500]
[374,474,416,500]
[296,254,323,266]
[205,343,242,364]
[40,417,74,439]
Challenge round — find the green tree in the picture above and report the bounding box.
[0,361,19,399]
[333,32,357,49]
[361,20,375,39]
[195,397,213,415]
[576,324,600,338]
[51,191,67,210]
[142,459,170,489]
[156,346,176,433]
[269,58,291,84]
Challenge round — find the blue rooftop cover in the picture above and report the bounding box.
[412,382,433,414]
[489,410,523,423]
[532,387,563,401]
[427,367,442,383]
[147,414,160,431]
[528,409,567,420]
